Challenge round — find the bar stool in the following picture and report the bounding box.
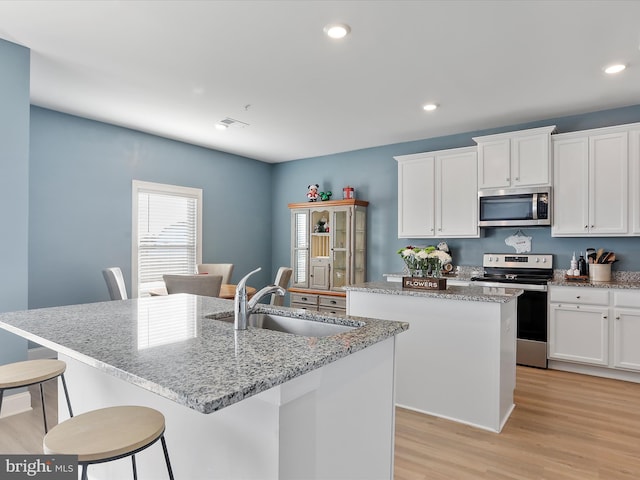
[0,359,73,433]
[43,405,174,480]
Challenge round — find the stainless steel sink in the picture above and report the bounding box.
[213,313,358,337]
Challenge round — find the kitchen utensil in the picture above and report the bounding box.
[596,248,604,263]
[598,251,609,263]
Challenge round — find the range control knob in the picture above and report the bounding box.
[535,257,540,263]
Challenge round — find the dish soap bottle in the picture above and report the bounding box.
[570,252,578,276]
[578,253,587,276]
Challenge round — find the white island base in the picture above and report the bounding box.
[348,289,517,433]
[57,337,396,480]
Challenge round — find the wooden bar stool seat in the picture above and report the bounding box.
[43,405,174,480]
[0,359,73,433]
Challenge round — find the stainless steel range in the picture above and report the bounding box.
[471,253,553,368]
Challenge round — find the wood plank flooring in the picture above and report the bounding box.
[395,366,640,480]
[1,367,639,479]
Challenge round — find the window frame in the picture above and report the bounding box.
[132,180,203,298]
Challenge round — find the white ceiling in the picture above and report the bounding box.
[0,1,639,163]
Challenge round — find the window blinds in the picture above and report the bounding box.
[136,187,199,297]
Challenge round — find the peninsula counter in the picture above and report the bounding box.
[345,282,522,432]
[0,294,407,479]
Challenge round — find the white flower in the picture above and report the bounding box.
[428,250,452,264]
[401,248,415,258]
[415,249,430,260]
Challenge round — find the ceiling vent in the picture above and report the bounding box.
[219,117,249,129]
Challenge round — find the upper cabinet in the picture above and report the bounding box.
[395,146,478,239]
[552,125,631,237]
[473,125,556,189]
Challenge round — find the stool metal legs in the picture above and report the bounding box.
[81,433,174,480]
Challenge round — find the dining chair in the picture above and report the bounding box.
[102,267,128,300]
[196,263,234,284]
[270,267,293,306]
[163,274,223,297]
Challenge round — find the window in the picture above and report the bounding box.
[132,180,202,297]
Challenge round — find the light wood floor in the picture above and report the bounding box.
[2,367,640,479]
[395,366,640,480]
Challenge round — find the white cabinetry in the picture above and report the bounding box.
[630,129,640,234]
[395,146,478,238]
[473,125,556,189]
[549,286,640,380]
[548,287,609,366]
[613,291,640,371]
[552,127,629,236]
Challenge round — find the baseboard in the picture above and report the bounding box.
[0,391,32,418]
[548,360,640,383]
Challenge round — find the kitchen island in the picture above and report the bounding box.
[0,294,407,479]
[346,282,521,433]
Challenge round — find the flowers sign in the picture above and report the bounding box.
[398,245,451,290]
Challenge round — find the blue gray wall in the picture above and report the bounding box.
[271,104,640,280]
[29,107,273,308]
[0,39,29,363]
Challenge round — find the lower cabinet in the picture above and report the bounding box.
[612,291,640,371]
[549,286,640,374]
[548,303,609,366]
[290,292,346,314]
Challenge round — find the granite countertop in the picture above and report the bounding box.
[549,270,640,289]
[345,282,522,303]
[0,295,408,414]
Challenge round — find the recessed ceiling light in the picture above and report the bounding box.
[215,123,228,131]
[604,64,626,74]
[423,103,438,112]
[324,23,351,39]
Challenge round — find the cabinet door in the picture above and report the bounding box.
[613,309,640,371]
[330,207,350,291]
[551,137,590,236]
[589,132,628,235]
[630,130,640,234]
[290,209,309,288]
[477,139,510,189]
[397,156,435,238]
[436,149,479,237]
[511,132,551,187]
[309,208,332,290]
[549,303,609,365]
[353,207,367,284]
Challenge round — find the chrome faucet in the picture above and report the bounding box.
[234,267,286,330]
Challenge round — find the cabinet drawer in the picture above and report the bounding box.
[318,296,346,309]
[613,290,640,308]
[549,287,609,305]
[290,293,318,306]
[290,302,317,312]
[318,306,346,315]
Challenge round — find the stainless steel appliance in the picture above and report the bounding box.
[478,187,551,227]
[471,253,553,368]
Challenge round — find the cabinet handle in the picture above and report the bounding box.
[584,225,588,229]
[576,295,580,299]
[330,300,337,304]
[515,177,519,181]
[603,315,607,319]
[590,225,594,229]
[438,228,442,231]
[506,177,510,182]
[616,316,620,320]
[301,297,308,301]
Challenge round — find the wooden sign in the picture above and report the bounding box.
[402,277,447,291]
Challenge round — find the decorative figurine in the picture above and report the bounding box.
[319,191,332,201]
[307,184,319,202]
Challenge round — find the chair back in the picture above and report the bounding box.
[102,267,128,300]
[163,274,223,297]
[271,267,293,306]
[196,264,234,284]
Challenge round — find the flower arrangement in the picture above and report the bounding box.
[397,245,452,277]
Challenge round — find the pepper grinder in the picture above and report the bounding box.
[578,253,587,276]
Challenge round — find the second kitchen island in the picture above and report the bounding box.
[346,282,522,433]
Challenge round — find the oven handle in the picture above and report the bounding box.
[470,280,548,292]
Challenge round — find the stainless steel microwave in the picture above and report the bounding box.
[478,187,551,227]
